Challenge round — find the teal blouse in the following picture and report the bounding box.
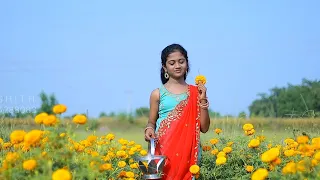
[155,85,202,163]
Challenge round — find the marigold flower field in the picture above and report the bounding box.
[0,104,320,180]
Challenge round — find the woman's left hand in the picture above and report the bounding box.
[197,82,207,100]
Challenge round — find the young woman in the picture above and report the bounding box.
[144,44,211,179]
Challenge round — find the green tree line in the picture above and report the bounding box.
[249,78,320,118]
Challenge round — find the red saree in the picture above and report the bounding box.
[155,85,201,180]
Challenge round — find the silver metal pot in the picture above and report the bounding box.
[134,138,166,179]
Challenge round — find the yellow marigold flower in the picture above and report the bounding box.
[282,162,296,174]
[10,130,26,144]
[41,151,47,157]
[267,144,272,149]
[227,142,234,147]
[140,150,147,156]
[195,75,206,85]
[118,161,126,168]
[209,138,219,145]
[245,129,255,136]
[257,136,266,142]
[130,163,139,169]
[6,152,19,162]
[296,160,306,172]
[312,137,320,144]
[116,150,127,158]
[223,147,232,154]
[251,168,268,180]
[246,165,254,172]
[72,114,87,125]
[248,139,260,148]
[284,149,295,157]
[128,140,135,146]
[105,133,115,141]
[189,164,200,174]
[126,171,135,178]
[211,149,219,155]
[34,112,48,124]
[91,151,99,157]
[23,159,37,171]
[24,130,43,146]
[311,159,318,167]
[43,114,57,126]
[60,133,66,138]
[99,163,112,171]
[52,169,72,180]
[118,138,128,145]
[261,148,280,163]
[0,138,3,144]
[314,151,320,161]
[214,128,222,134]
[284,138,295,145]
[217,151,226,158]
[243,123,254,131]
[53,104,67,114]
[216,156,227,165]
[135,144,142,150]
[128,150,134,155]
[296,135,309,144]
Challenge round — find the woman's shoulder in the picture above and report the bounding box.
[150,88,160,101]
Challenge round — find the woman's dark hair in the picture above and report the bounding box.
[160,44,190,84]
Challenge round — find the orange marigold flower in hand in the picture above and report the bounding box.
[195,75,206,85]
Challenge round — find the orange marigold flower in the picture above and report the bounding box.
[34,112,48,124]
[195,75,206,85]
[52,169,72,180]
[216,156,227,165]
[248,139,260,148]
[189,164,200,175]
[214,128,222,134]
[72,114,87,125]
[43,114,57,126]
[251,168,268,180]
[243,123,254,131]
[246,165,254,172]
[209,138,219,145]
[23,159,37,171]
[261,148,280,163]
[10,130,26,144]
[296,135,309,144]
[53,104,67,114]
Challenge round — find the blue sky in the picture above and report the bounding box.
[1,0,319,117]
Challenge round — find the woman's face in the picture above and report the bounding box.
[163,51,188,79]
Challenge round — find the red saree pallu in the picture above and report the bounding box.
[155,85,201,180]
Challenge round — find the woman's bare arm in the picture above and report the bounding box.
[145,89,160,140]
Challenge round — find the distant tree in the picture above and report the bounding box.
[135,107,150,117]
[36,91,58,114]
[99,112,107,118]
[238,111,247,119]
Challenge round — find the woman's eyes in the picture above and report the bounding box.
[168,59,185,65]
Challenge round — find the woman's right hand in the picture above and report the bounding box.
[145,128,156,141]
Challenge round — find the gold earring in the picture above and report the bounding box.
[165,72,169,79]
